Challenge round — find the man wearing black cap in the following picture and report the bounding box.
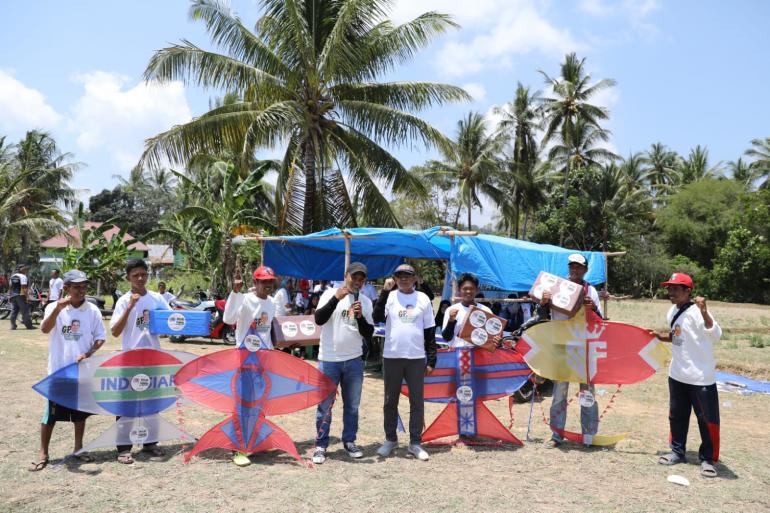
[30,270,105,470]
[311,262,374,464]
[649,273,722,477]
[10,264,34,330]
[373,263,436,461]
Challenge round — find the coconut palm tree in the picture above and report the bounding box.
[420,112,505,230]
[540,53,616,214]
[546,118,619,173]
[678,145,723,184]
[142,0,469,233]
[745,136,770,188]
[643,142,681,200]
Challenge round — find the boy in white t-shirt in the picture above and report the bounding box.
[30,270,105,471]
[372,264,436,461]
[157,281,176,304]
[223,265,277,349]
[109,259,170,464]
[442,273,501,350]
[649,273,721,478]
[311,262,374,464]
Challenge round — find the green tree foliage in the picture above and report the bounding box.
[710,227,770,303]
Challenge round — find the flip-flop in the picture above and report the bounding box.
[700,460,717,477]
[141,446,165,457]
[28,458,49,472]
[117,452,134,464]
[658,452,686,465]
[74,453,95,463]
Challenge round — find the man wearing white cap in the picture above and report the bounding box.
[541,253,603,448]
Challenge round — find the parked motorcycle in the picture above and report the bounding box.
[168,297,236,345]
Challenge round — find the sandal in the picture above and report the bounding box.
[700,460,717,477]
[232,452,252,467]
[658,452,686,465]
[141,446,165,457]
[74,453,95,463]
[117,452,134,464]
[28,457,49,472]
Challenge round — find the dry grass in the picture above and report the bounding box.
[1,299,769,513]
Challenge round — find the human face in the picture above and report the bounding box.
[158,283,166,293]
[667,284,691,307]
[394,273,416,293]
[568,263,588,283]
[127,267,149,294]
[65,282,88,306]
[346,272,366,293]
[254,279,274,299]
[458,280,478,306]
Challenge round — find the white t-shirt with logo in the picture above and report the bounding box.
[317,289,374,362]
[110,290,170,351]
[224,291,274,345]
[44,301,106,374]
[273,288,291,316]
[667,304,722,386]
[442,302,493,348]
[240,296,276,349]
[382,290,435,360]
[48,277,64,301]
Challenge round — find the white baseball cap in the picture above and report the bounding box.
[567,253,588,266]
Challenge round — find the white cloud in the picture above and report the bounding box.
[392,0,584,78]
[462,82,487,102]
[0,69,62,133]
[69,71,192,173]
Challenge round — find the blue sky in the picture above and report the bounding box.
[2,0,769,223]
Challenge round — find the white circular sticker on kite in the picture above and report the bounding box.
[243,334,261,352]
[456,385,473,404]
[167,313,186,332]
[579,390,595,408]
[469,310,487,328]
[129,426,149,444]
[130,373,151,392]
[542,273,558,287]
[485,317,503,335]
[299,320,316,336]
[553,292,571,309]
[560,281,579,294]
[282,321,298,338]
[471,328,488,346]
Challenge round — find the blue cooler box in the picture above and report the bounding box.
[149,310,211,336]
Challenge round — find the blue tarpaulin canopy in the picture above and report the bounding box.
[262,227,607,288]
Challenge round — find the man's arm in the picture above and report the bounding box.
[41,298,70,334]
[372,279,394,323]
[315,288,346,326]
[423,328,437,370]
[110,294,139,337]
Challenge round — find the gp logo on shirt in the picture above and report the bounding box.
[61,321,83,342]
[397,305,417,324]
[671,325,683,346]
[250,312,271,333]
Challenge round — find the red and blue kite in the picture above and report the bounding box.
[174,348,336,463]
[403,347,532,444]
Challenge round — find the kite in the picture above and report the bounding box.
[402,347,532,444]
[174,348,336,463]
[517,307,670,445]
[32,348,197,448]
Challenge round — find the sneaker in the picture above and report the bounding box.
[408,443,429,461]
[543,438,560,449]
[232,451,251,467]
[343,442,363,459]
[312,447,326,464]
[377,440,398,457]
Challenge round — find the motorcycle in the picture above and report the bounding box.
[0,293,10,320]
[503,315,554,403]
[168,296,236,345]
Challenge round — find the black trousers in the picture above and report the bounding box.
[383,358,425,444]
[668,377,720,462]
[10,295,32,329]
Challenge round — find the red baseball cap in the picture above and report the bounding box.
[252,266,276,281]
[661,273,693,289]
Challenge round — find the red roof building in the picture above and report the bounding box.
[40,222,149,252]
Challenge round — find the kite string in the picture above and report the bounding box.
[598,385,622,421]
[175,395,190,453]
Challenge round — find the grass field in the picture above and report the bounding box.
[1,299,769,513]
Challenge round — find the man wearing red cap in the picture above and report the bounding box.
[649,272,721,477]
[223,266,277,350]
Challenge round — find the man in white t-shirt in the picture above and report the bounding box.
[48,269,64,305]
[372,264,436,461]
[223,265,277,349]
[442,273,501,350]
[31,270,105,471]
[541,253,604,448]
[273,278,293,316]
[109,259,170,464]
[361,281,378,302]
[649,272,721,477]
[157,281,176,303]
[311,262,374,464]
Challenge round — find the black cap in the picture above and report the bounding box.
[346,261,368,276]
[394,264,416,276]
[63,269,89,284]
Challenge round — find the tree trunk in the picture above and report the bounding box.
[302,137,317,234]
[467,186,472,230]
[513,201,520,239]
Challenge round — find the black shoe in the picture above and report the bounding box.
[343,442,363,458]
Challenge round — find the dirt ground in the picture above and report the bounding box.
[1,299,769,513]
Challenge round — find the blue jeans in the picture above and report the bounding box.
[315,357,364,448]
[549,381,599,442]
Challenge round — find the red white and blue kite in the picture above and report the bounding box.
[174,348,336,463]
[403,347,532,444]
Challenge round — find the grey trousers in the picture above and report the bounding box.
[10,295,32,329]
[383,358,425,444]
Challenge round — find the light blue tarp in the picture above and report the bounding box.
[451,233,606,291]
[263,226,607,288]
[263,227,449,280]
